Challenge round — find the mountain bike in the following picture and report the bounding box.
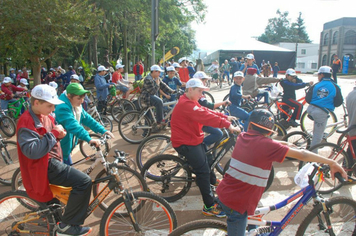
[7,92,30,120]
[85,102,113,132]
[0,134,17,186]
[168,164,356,236]
[1,158,177,235]
[0,110,16,137]
[12,135,145,211]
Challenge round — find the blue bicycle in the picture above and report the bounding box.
[168,164,356,235]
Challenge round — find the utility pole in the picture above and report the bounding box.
[151,0,159,65]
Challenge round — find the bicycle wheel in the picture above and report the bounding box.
[283,131,311,160]
[11,167,25,191]
[296,196,356,236]
[111,99,135,123]
[223,94,229,102]
[136,134,177,171]
[100,191,177,235]
[94,115,113,132]
[141,154,192,202]
[299,142,351,194]
[118,111,152,144]
[300,110,338,138]
[168,219,227,236]
[223,159,274,192]
[270,122,287,140]
[203,91,215,103]
[79,134,110,159]
[92,165,148,212]
[0,191,54,235]
[0,141,18,186]
[0,115,16,137]
[337,132,347,146]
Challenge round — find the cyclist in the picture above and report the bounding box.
[94,65,115,115]
[55,83,113,165]
[346,83,356,157]
[243,68,281,108]
[0,77,26,111]
[216,109,347,236]
[228,71,251,131]
[140,65,175,130]
[171,78,240,218]
[112,63,130,99]
[17,84,93,236]
[280,68,313,127]
[162,66,184,101]
[306,66,343,148]
[239,54,261,76]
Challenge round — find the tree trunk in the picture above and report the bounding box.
[93,34,98,68]
[31,57,42,86]
[123,20,128,79]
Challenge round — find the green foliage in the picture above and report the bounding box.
[258,10,311,44]
[80,60,95,80]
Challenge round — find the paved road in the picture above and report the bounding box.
[1,74,356,235]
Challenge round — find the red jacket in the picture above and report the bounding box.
[0,84,25,100]
[133,64,144,75]
[171,94,230,147]
[17,111,61,202]
[178,68,190,83]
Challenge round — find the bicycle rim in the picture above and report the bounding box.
[0,116,16,137]
[111,99,135,123]
[168,219,227,236]
[79,134,109,158]
[118,111,151,144]
[0,141,18,186]
[301,110,338,138]
[270,122,286,140]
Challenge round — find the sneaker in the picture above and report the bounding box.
[57,223,92,236]
[202,204,226,218]
[288,119,299,127]
[213,179,221,187]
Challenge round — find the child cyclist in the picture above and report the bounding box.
[171,78,240,218]
[216,109,347,236]
[17,84,93,235]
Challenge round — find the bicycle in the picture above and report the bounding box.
[0,156,177,235]
[168,164,356,236]
[7,92,30,120]
[12,134,145,211]
[85,101,113,132]
[298,124,356,194]
[0,109,16,137]
[0,134,17,186]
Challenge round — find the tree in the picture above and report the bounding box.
[290,12,311,43]
[0,0,100,85]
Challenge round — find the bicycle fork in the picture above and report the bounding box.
[122,189,142,233]
[315,199,336,235]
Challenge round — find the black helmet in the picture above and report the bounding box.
[249,109,275,132]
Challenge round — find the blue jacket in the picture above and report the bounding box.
[280,77,309,101]
[162,75,182,91]
[55,93,107,161]
[229,84,243,106]
[94,73,114,101]
[308,78,342,111]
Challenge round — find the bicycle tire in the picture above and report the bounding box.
[223,159,275,192]
[0,115,16,137]
[168,219,227,236]
[337,132,347,146]
[79,133,110,159]
[299,142,351,194]
[118,110,152,144]
[99,191,177,235]
[282,131,311,160]
[136,134,176,171]
[92,165,148,212]
[270,122,287,140]
[94,115,112,132]
[111,98,136,123]
[223,94,229,102]
[213,136,236,175]
[0,141,18,186]
[300,110,338,138]
[203,91,215,103]
[296,196,356,236]
[0,191,54,235]
[141,154,192,202]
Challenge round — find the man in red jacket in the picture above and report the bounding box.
[133,60,144,81]
[171,78,240,218]
[177,57,190,83]
[17,84,93,236]
[0,76,26,110]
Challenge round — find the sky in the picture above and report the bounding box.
[192,0,355,53]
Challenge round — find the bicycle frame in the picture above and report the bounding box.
[274,96,306,121]
[138,100,177,127]
[118,86,141,101]
[8,97,29,119]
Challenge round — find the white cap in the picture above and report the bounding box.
[234,71,244,78]
[49,81,58,89]
[150,65,164,72]
[31,84,64,105]
[172,62,181,68]
[78,66,83,70]
[318,66,332,74]
[186,79,209,90]
[57,66,62,70]
[178,57,187,64]
[18,70,22,73]
[3,77,12,83]
[115,64,125,70]
[10,68,15,71]
[97,65,109,72]
[20,78,29,85]
[193,71,212,80]
[166,66,175,72]
[230,58,236,61]
[42,67,47,72]
[70,74,80,81]
[246,54,254,60]
[286,68,297,76]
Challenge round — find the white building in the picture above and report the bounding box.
[276,42,319,73]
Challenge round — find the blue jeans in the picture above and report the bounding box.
[1,99,17,111]
[135,74,142,81]
[223,71,230,81]
[229,105,250,131]
[63,154,73,165]
[150,95,163,123]
[218,200,248,236]
[202,126,223,146]
[257,91,270,104]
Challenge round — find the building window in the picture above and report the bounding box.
[345,30,356,45]
[301,49,306,55]
[323,33,329,45]
[332,31,338,44]
[297,62,305,69]
[311,63,318,69]
[322,55,327,66]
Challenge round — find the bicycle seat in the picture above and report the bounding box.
[336,124,356,134]
[49,184,72,204]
